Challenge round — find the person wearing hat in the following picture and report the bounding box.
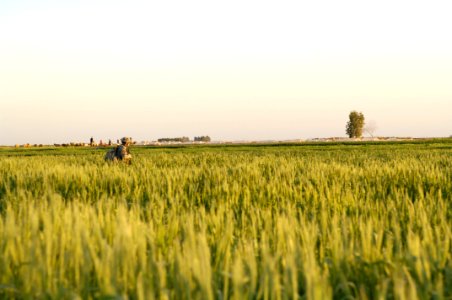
[104,137,132,164]
[115,137,132,161]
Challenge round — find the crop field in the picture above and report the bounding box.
[0,140,451,299]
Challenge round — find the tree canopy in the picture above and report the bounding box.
[346,111,365,138]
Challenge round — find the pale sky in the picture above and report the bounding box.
[1,0,451,145]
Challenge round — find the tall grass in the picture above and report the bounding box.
[0,143,451,299]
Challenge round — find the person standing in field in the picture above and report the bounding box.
[104,137,132,164]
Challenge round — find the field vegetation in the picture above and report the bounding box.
[0,140,451,299]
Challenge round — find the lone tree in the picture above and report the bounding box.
[346,111,365,138]
[364,120,377,138]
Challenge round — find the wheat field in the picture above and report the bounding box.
[0,141,451,299]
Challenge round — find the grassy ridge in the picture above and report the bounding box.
[0,141,451,299]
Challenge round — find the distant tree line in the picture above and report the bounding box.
[194,136,211,142]
[55,142,87,147]
[157,136,211,143]
[158,137,190,143]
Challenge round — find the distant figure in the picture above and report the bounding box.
[108,139,112,146]
[104,137,132,164]
[90,137,94,146]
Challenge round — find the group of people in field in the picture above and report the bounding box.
[104,137,133,164]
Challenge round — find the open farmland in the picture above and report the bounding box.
[0,140,451,299]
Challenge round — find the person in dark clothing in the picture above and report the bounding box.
[104,137,132,164]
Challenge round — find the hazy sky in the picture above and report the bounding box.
[1,0,451,145]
